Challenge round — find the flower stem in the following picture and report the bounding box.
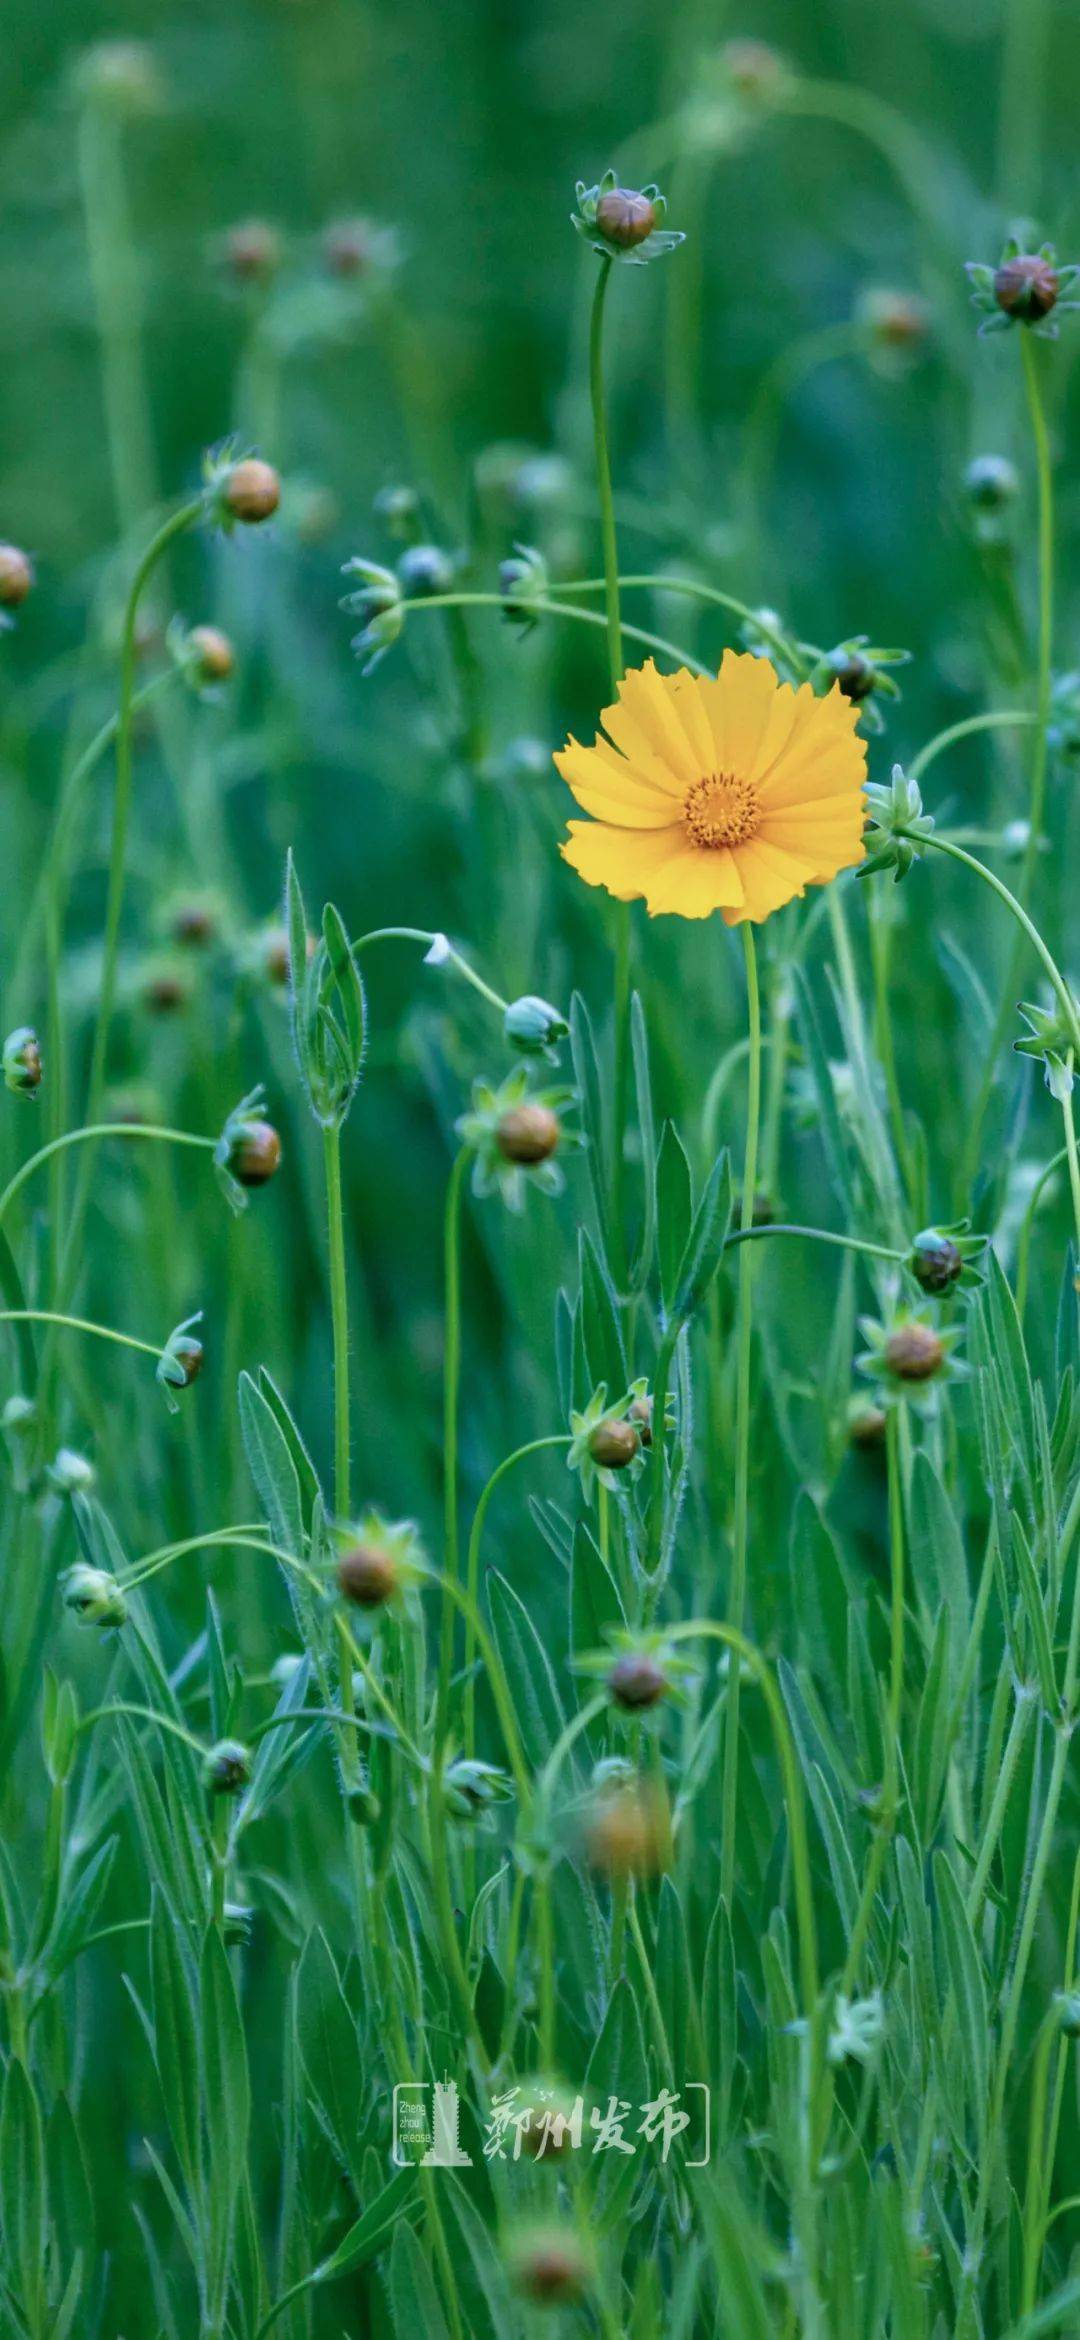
[909,705,1036,784]
[725,1223,904,1265]
[322,1123,351,1520]
[436,1150,469,1750]
[398,590,709,676]
[0,1123,215,1228]
[839,1403,905,1995]
[1019,328,1054,901]
[588,256,634,1289]
[463,1434,570,1768]
[720,923,762,1910]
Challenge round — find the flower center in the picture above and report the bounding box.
[683,771,761,849]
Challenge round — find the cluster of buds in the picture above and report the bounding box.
[214,1086,283,1214]
[567,1379,651,1501]
[204,444,281,531]
[572,173,684,267]
[3,1026,42,1096]
[0,544,34,629]
[857,1308,967,1413]
[859,765,935,883]
[156,1313,204,1413]
[334,1512,426,1610]
[61,1562,127,1630]
[813,638,911,735]
[456,1067,578,1213]
[966,238,1080,338]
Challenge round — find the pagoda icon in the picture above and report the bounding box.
[422,2077,472,2167]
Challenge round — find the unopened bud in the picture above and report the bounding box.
[0,545,34,608]
[508,2227,594,2305]
[608,1651,666,1709]
[47,1448,96,1496]
[222,458,281,524]
[173,1336,204,1387]
[62,1563,127,1629]
[4,1027,42,1095]
[628,1392,653,1446]
[202,1738,250,1795]
[595,187,657,249]
[338,1543,398,1607]
[910,1232,963,1293]
[964,454,1018,512]
[223,219,280,285]
[397,543,455,597]
[142,965,190,1015]
[848,1401,887,1451]
[228,1120,282,1188]
[323,216,373,276]
[171,898,218,946]
[503,996,568,1056]
[588,1418,639,1472]
[884,1323,944,1382]
[994,253,1059,321]
[495,1103,560,1165]
[187,624,235,684]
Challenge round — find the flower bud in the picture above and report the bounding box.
[848,1401,887,1451]
[338,1542,398,1607]
[499,544,548,628]
[373,483,421,538]
[397,543,455,597]
[187,624,235,685]
[0,545,34,608]
[228,1119,282,1188]
[994,252,1059,321]
[588,1418,639,1472]
[62,1563,127,1630]
[47,1448,96,1496]
[585,1780,667,1878]
[831,651,877,705]
[909,1231,963,1294]
[323,216,374,276]
[223,219,281,285]
[202,1738,250,1795]
[721,38,787,99]
[443,1758,512,1820]
[222,458,281,524]
[964,454,1018,512]
[508,2226,594,2305]
[607,1650,666,1709]
[884,1322,944,1382]
[1055,1990,1080,2039]
[595,187,658,249]
[141,964,190,1015]
[495,1103,561,1164]
[3,1027,42,1095]
[173,1335,204,1387]
[223,1902,253,1947]
[859,289,928,352]
[347,1780,382,1826]
[628,1392,653,1446]
[77,40,159,112]
[503,996,568,1058]
[2,1395,36,1437]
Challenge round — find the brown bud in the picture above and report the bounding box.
[849,1403,887,1451]
[994,253,1059,321]
[171,901,217,947]
[588,1418,639,1471]
[0,545,34,608]
[911,1239,962,1294]
[263,923,313,986]
[834,655,877,704]
[608,1651,666,1709]
[223,459,281,524]
[509,2231,592,2305]
[188,624,235,684]
[174,1336,204,1387]
[323,216,372,276]
[586,1783,666,1878]
[723,38,785,96]
[230,1121,282,1188]
[595,187,657,250]
[884,1323,944,1382]
[495,1103,560,1165]
[224,219,280,284]
[627,1392,653,1446]
[868,293,927,348]
[338,1543,397,1607]
[143,968,189,1014]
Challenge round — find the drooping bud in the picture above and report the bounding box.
[187,624,235,685]
[499,544,549,630]
[587,1418,639,1472]
[607,1650,666,1709]
[202,1738,251,1795]
[3,1027,42,1095]
[502,996,568,1059]
[46,1448,96,1496]
[338,1542,398,1607]
[157,1314,205,1412]
[397,543,455,598]
[495,1103,561,1164]
[909,1230,963,1294]
[0,545,34,609]
[884,1322,944,1382]
[221,458,281,525]
[215,1081,283,1207]
[61,1563,127,1630]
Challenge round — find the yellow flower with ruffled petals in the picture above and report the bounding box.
[557,651,867,924]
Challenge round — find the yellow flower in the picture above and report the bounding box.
[557,651,867,923]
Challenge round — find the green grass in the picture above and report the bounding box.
[3,3,1080,2334]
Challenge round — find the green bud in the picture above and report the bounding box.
[46,1448,96,1496]
[4,1026,42,1095]
[503,995,568,1059]
[202,1739,251,1795]
[61,1563,127,1630]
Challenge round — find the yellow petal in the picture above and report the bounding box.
[700,651,785,778]
[560,819,685,902]
[555,737,682,828]
[755,687,866,812]
[601,661,701,792]
[640,842,745,920]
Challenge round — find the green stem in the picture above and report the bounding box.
[436,1151,469,1750]
[909,706,1036,784]
[352,925,508,1013]
[77,96,158,542]
[916,833,1078,1055]
[463,1435,570,1767]
[725,1223,904,1265]
[322,1123,351,1520]
[398,590,708,677]
[1019,328,1054,902]
[839,1405,905,1996]
[0,1310,166,1364]
[0,1123,214,1227]
[720,924,762,1910]
[589,260,624,687]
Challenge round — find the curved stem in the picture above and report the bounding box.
[398,590,709,677]
[463,1434,570,1767]
[352,925,508,1014]
[0,1309,165,1364]
[909,706,1036,785]
[555,575,805,672]
[436,1151,469,1750]
[720,925,762,1909]
[0,1122,214,1227]
[725,1223,904,1264]
[917,833,1079,1056]
[1016,1143,1069,1320]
